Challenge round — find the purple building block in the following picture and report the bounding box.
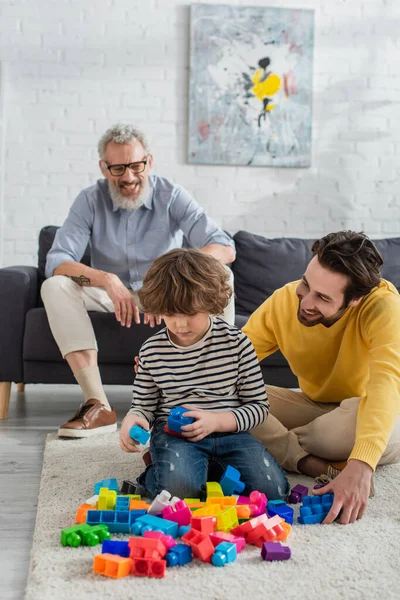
[288,484,309,504]
[261,542,291,562]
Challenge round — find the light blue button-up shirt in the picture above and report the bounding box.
[45,175,235,291]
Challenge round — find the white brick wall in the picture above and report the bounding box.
[0,0,399,266]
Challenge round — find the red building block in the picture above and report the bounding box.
[128,536,167,560]
[209,532,246,553]
[191,516,217,535]
[143,530,176,550]
[131,557,166,578]
[181,529,215,562]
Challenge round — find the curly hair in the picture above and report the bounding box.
[97,123,150,159]
[138,248,232,316]
[312,231,383,305]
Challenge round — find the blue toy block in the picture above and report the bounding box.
[129,425,151,445]
[86,509,147,533]
[102,539,130,558]
[130,514,179,538]
[212,542,237,567]
[220,465,245,496]
[166,543,193,567]
[115,496,130,512]
[298,493,334,525]
[267,500,294,525]
[94,478,119,494]
[167,406,194,434]
[178,525,191,537]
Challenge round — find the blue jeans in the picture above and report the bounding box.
[137,423,290,501]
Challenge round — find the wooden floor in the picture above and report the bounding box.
[0,384,131,600]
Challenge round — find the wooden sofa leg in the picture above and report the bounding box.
[17,383,25,392]
[0,382,11,419]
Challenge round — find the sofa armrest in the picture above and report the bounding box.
[0,266,39,382]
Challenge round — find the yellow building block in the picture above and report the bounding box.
[216,506,239,533]
[206,482,223,498]
[191,506,217,517]
[98,488,117,510]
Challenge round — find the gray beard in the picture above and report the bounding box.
[108,180,149,211]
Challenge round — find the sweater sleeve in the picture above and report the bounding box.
[242,294,280,362]
[229,333,270,432]
[348,295,400,470]
[127,354,161,428]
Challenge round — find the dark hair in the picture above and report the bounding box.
[138,248,232,316]
[312,231,383,305]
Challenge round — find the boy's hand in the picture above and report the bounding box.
[180,408,221,443]
[120,414,150,453]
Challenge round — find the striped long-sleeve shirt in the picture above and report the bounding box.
[128,317,269,432]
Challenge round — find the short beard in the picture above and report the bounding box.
[297,300,348,328]
[108,179,150,211]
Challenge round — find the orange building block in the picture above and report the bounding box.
[275,521,292,541]
[93,553,133,578]
[129,499,151,511]
[75,503,95,524]
[236,505,251,520]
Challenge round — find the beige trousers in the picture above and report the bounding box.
[251,385,400,472]
[41,268,235,358]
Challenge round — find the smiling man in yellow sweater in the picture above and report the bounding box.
[243,231,400,525]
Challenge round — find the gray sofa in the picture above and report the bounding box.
[1,226,400,418]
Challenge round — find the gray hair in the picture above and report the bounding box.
[97,124,150,159]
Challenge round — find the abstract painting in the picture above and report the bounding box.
[188,4,315,167]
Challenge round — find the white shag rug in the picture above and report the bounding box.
[24,433,400,600]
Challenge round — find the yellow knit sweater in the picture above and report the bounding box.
[243,279,400,470]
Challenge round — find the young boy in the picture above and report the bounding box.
[120,248,289,501]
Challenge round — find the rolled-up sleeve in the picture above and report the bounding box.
[45,191,94,278]
[170,186,235,254]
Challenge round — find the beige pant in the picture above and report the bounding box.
[251,385,400,472]
[41,268,235,358]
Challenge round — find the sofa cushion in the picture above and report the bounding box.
[232,231,314,316]
[374,238,400,291]
[38,225,91,282]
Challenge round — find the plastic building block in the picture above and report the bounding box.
[166,543,193,567]
[216,506,239,533]
[206,496,237,508]
[98,487,117,510]
[129,499,150,510]
[191,516,217,535]
[61,524,110,547]
[86,509,147,534]
[220,465,245,496]
[209,532,246,553]
[246,515,284,547]
[181,529,215,562]
[102,540,130,558]
[314,483,326,490]
[267,500,294,525]
[261,542,291,561]
[288,484,309,504]
[128,536,167,559]
[237,495,251,505]
[178,525,191,536]
[115,496,130,512]
[192,506,216,517]
[120,480,142,496]
[131,557,166,578]
[249,491,267,517]
[93,553,133,578]
[167,406,195,434]
[84,494,98,507]
[144,530,177,550]
[75,503,94,524]
[148,490,179,515]
[206,482,224,498]
[298,493,334,525]
[94,478,119,494]
[212,541,237,567]
[162,500,192,526]
[186,499,205,510]
[275,521,292,542]
[236,505,251,519]
[129,425,151,445]
[131,514,179,538]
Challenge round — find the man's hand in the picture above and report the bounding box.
[104,274,140,327]
[314,459,373,524]
[120,414,150,453]
[143,313,163,328]
[180,408,222,443]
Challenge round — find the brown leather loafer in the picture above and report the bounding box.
[58,399,117,438]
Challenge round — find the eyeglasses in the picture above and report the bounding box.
[104,158,148,176]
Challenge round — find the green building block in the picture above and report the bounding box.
[61,523,111,547]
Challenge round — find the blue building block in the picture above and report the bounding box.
[220,465,245,496]
[115,496,130,512]
[86,509,147,533]
[267,500,294,525]
[94,478,119,494]
[166,543,193,567]
[178,525,191,537]
[298,493,334,525]
[212,542,237,567]
[167,406,194,434]
[129,425,151,445]
[102,539,130,558]
[130,514,179,538]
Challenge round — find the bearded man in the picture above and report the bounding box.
[41,123,235,438]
